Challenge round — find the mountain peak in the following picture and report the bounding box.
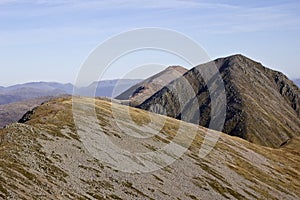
[212,54,262,70]
[139,55,300,148]
[218,54,255,61]
[165,65,188,73]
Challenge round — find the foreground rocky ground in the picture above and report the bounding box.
[0,97,299,199]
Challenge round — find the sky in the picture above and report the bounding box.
[0,0,300,86]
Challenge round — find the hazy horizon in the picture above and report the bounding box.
[1,55,300,88]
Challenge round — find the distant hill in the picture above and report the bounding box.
[0,82,73,105]
[76,79,142,97]
[0,96,299,199]
[0,79,141,105]
[0,79,140,127]
[0,96,55,128]
[116,66,188,106]
[4,82,74,94]
[139,54,300,148]
[0,87,65,105]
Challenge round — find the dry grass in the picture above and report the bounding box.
[0,96,299,199]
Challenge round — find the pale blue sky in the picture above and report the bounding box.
[0,0,300,86]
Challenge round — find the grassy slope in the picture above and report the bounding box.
[0,97,299,199]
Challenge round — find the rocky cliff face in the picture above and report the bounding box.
[0,97,299,199]
[116,66,188,106]
[139,55,300,148]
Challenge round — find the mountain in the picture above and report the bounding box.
[139,54,300,148]
[0,96,55,128]
[294,79,300,87]
[0,96,299,199]
[76,79,142,97]
[0,87,66,105]
[116,66,188,106]
[5,82,74,94]
[0,82,73,105]
[0,80,141,105]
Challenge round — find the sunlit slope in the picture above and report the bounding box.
[0,97,299,199]
[116,66,187,106]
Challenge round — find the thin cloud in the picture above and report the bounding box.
[181,1,300,33]
[1,1,300,42]
[0,0,238,14]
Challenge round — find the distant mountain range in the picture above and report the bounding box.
[3,82,74,94]
[0,79,141,105]
[0,87,65,105]
[0,96,56,128]
[0,79,141,127]
[75,79,142,97]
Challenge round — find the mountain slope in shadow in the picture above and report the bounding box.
[138,54,300,148]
